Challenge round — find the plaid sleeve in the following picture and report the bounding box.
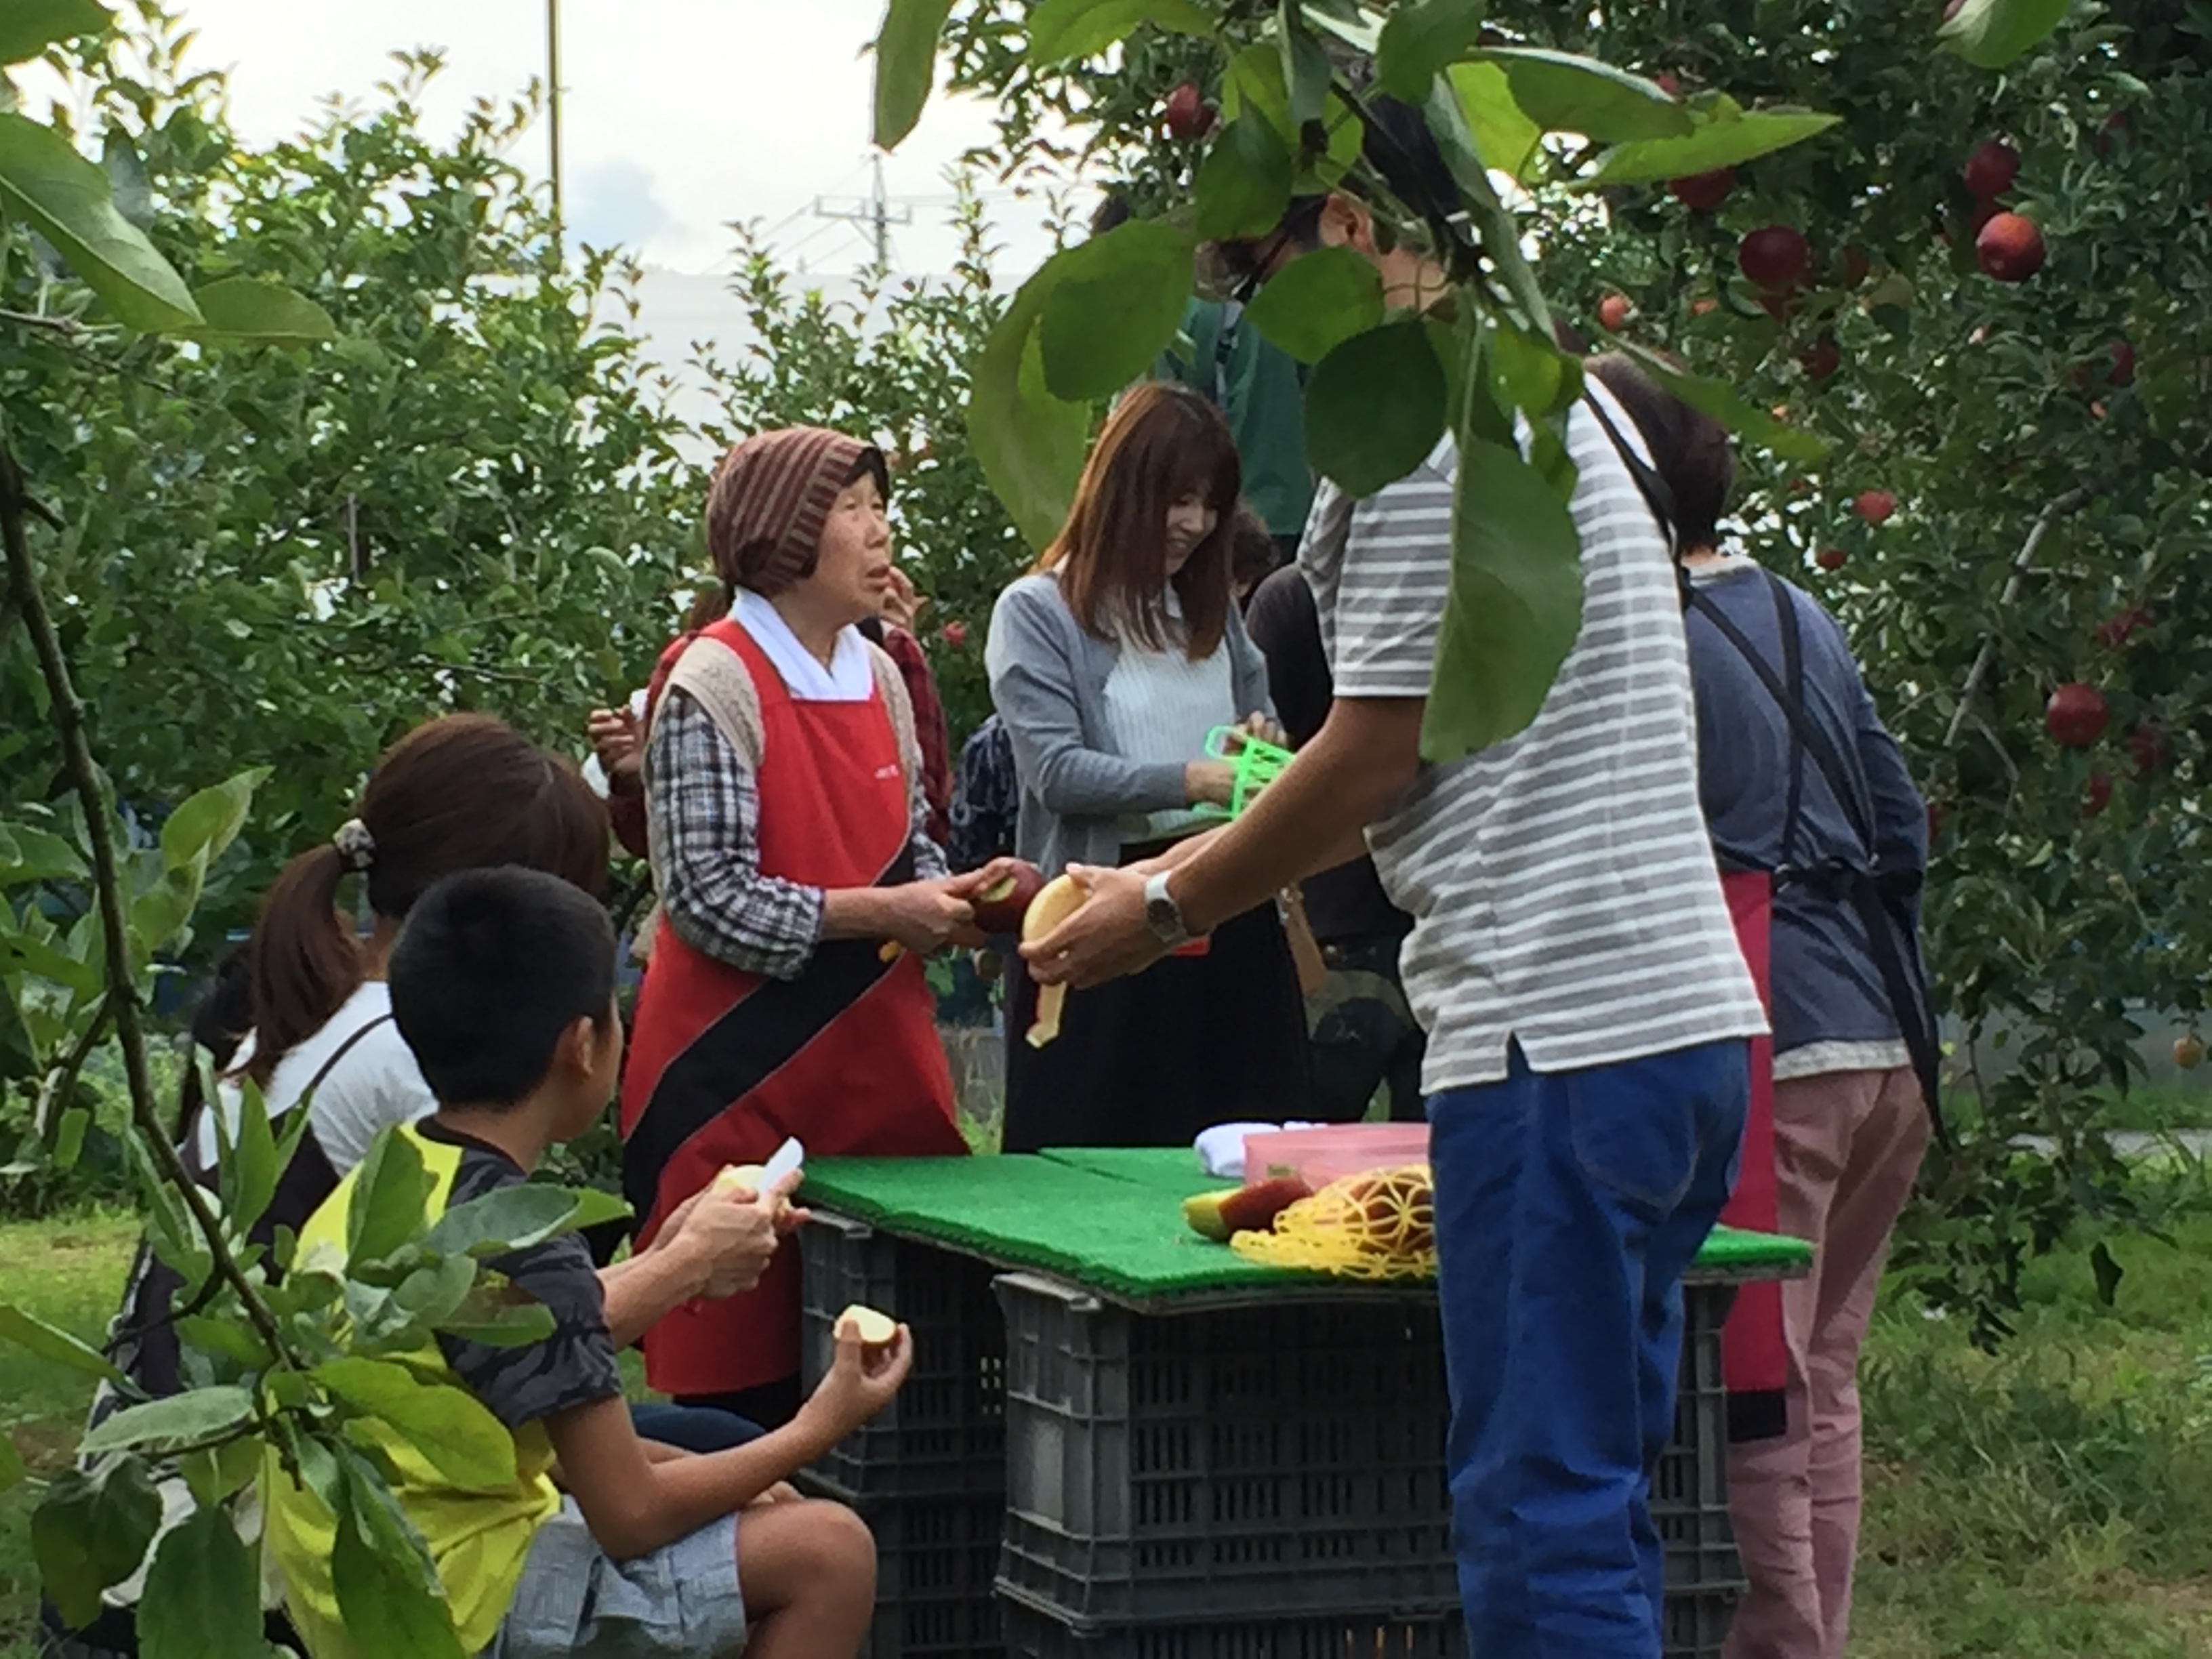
[645,689,824,980]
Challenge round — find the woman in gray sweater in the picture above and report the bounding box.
[986,382,1312,1151]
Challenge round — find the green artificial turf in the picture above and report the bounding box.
[800,1151,1807,1304]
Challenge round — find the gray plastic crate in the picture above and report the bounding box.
[798,1211,1006,1498]
[1001,1584,1464,1658]
[994,1272,1456,1623]
[811,1479,1006,1659]
[995,1271,1742,1653]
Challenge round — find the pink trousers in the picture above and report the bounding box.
[1722,1065,1930,1659]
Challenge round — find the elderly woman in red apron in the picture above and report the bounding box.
[620,427,1002,1429]
[1591,359,1936,1659]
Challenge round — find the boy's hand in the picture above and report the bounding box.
[797,1318,914,1444]
[670,1182,785,1300]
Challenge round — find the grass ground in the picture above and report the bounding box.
[3,1209,2210,1656]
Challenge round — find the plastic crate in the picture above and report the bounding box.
[996,1271,1744,1650]
[1001,1584,1465,1658]
[815,1479,1007,1659]
[799,1210,1007,1498]
[995,1272,1457,1623]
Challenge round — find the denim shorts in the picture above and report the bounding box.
[485,1500,745,1659]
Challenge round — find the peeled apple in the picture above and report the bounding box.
[838,1304,899,1347]
[712,1164,766,1195]
[1019,874,1089,1048]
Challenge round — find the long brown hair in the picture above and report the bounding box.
[1040,382,1242,659]
[240,714,610,1087]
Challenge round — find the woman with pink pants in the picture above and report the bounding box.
[1589,357,1937,1659]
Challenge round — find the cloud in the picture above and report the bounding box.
[569,155,676,251]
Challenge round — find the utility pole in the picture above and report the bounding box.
[813,152,914,273]
[546,0,565,256]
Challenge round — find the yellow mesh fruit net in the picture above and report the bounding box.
[1229,1164,1437,1282]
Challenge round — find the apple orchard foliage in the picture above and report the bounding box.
[907,0,2212,1338]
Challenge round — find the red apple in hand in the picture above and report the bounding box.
[1668,168,1735,212]
[968,861,1046,935]
[1975,212,2045,281]
[1853,490,1896,525]
[2045,682,2108,748]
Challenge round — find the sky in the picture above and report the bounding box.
[140,0,1069,280]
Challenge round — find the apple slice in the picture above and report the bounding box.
[1019,874,1088,1048]
[837,1303,899,1347]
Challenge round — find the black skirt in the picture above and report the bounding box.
[1002,895,1316,1153]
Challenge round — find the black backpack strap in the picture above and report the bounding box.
[1688,575,1950,1148]
[1769,572,1810,871]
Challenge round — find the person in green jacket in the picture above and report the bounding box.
[1094,194,1316,567]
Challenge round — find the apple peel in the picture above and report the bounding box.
[1019,874,1088,1048]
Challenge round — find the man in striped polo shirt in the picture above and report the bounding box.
[1023,106,1766,1658]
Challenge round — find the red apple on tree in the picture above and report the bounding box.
[938,620,968,649]
[2128,721,2168,780]
[1962,140,2021,201]
[1668,169,1735,212]
[2108,340,2135,386]
[1738,226,1810,290]
[1799,336,1841,381]
[1975,212,2045,281]
[1816,548,1847,571]
[2093,605,2153,649]
[1163,82,1214,142]
[1853,489,1896,525]
[2044,682,2108,748]
[2084,771,2114,817]
[1597,293,1633,331]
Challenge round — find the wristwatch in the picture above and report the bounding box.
[1143,870,1193,948]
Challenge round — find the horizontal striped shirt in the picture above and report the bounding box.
[1300,384,1767,1093]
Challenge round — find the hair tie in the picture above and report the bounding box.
[332,818,376,873]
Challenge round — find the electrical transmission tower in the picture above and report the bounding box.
[812,153,916,273]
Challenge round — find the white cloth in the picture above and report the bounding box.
[1194,1120,1322,1181]
[1101,593,1235,844]
[205,981,432,1175]
[731,588,873,702]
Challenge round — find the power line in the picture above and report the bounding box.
[813,152,918,273]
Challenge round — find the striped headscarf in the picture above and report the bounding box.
[705,427,888,599]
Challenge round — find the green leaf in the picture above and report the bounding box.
[970,258,1100,548]
[178,1435,262,1511]
[2089,1239,2123,1305]
[1376,0,1490,102]
[1617,343,1830,465]
[1279,2,1332,130]
[388,1253,475,1330]
[1420,438,1584,762]
[1305,320,1449,498]
[228,1072,285,1236]
[422,1182,630,1262]
[0,820,85,884]
[52,1104,88,1169]
[160,768,268,874]
[1491,322,1582,418]
[140,1506,266,1659]
[434,1293,557,1349]
[79,1385,253,1456]
[182,277,335,348]
[1025,0,1215,65]
[1582,106,1841,188]
[1242,245,1385,364]
[1194,115,1294,243]
[346,1129,435,1270]
[1036,219,1194,403]
[870,0,956,150]
[1938,0,2071,66]
[315,1358,516,1488]
[34,1458,161,1629]
[0,1302,127,1385]
[0,0,110,66]
[0,112,199,330]
[1478,48,1689,141]
[332,1450,467,1659]
[133,861,202,956]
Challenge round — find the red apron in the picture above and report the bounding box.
[618,618,966,1397]
[1719,870,1788,1430]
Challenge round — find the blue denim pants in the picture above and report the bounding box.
[1429,1040,1748,1658]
